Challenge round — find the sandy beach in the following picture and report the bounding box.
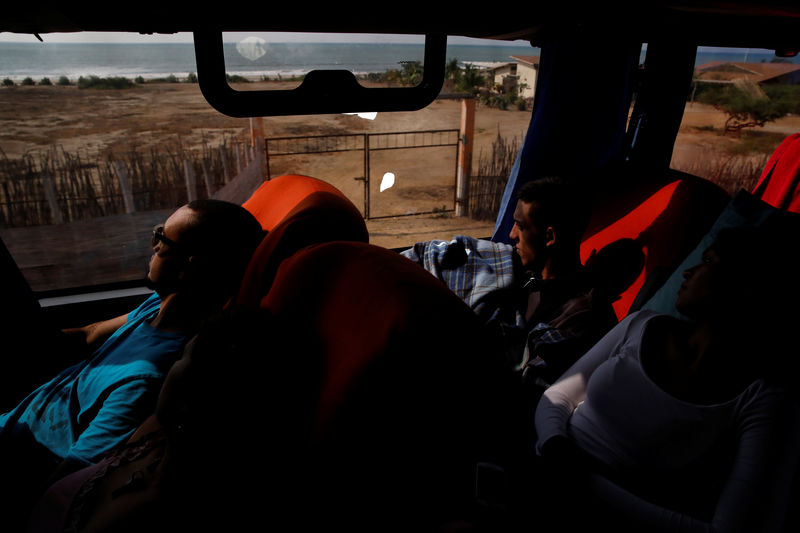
[1,80,799,251]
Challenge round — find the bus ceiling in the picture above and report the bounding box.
[3,2,799,41]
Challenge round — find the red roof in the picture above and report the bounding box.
[510,55,541,66]
[695,61,800,83]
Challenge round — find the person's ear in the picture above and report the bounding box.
[178,255,198,283]
[545,226,556,247]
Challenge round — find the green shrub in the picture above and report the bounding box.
[225,74,251,83]
[399,61,423,85]
[455,63,486,94]
[145,74,179,83]
[57,76,72,86]
[2,78,14,87]
[695,82,791,134]
[763,84,800,115]
[39,77,52,86]
[21,77,35,86]
[77,76,136,89]
[186,72,198,83]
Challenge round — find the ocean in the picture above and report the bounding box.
[0,41,536,81]
[0,40,796,82]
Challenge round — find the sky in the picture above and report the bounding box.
[0,31,531,46]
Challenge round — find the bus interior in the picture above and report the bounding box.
[2,1,800,531]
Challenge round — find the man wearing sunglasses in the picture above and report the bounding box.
[0,199,264,520]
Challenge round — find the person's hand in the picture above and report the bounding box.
[538,435,596,485]
[535,436,595,528]
[540,435,581,465]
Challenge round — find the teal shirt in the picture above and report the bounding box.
[0,293,187,465]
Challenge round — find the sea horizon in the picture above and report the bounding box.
[0,41,535,81]
[0,41,796,82]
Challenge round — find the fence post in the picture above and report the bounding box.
[235,143,243,174]
[41,174,63,225]
[264,138,272,181]
[202,159,214,197]
[456,97,475,217]
[184,160,197,203]
[219,146,229,183]
[114,161,136,214]
[363,133,370,219]
[250,117,264,147]
[251,117,267,181]
[254,135,266,181]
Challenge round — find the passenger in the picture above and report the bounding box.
[403,177,618,391]
[484,177,618,388]
[533,223,800,532]
[28,307,291,533]
[0,199,264,529]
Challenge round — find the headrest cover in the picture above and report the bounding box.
[237,190,369,306]
[242,174,352,232]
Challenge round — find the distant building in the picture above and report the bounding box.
[485,61,516,83]
[510,55,540,99]
[695,61,800,85]
[481,56,540,100]
[477,61,514,91]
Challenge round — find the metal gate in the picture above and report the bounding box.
[265,129,460,219]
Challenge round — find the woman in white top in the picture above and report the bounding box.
[534,222,800,533]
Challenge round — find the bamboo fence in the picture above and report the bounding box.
[0,135,254,228]
[468,132,520,221]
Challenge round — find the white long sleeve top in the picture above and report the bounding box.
[534,310,800,532]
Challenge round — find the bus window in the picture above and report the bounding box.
[670,46,800,194]
[219,32,429,92]
[0,31,535,297]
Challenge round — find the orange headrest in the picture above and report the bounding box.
[580,173,730,319]
[752,133,800,212]
[236,190,369,306]
[242,174,353,232]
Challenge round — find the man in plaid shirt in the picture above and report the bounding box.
[403,177,619,391]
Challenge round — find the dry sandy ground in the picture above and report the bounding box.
[1,82,799,249]
[0,82,533,246]
[0,82,532,159]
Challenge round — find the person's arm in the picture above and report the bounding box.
[72,378,159,462]
[550,386,800,533]
[582,402,799,533]
[44,378,160,486]
[533,313,636,452]
[62,313,129,351]
[525,292,618,385]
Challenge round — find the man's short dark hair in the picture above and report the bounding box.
[516,177,591,244]
[181,199,265,305]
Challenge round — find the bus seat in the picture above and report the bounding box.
[241,173,353,231]
[752,133,800,213]
[236,189,369,306]
[245,240,520,530]
[580,168,730,319]
[640,188,800,319]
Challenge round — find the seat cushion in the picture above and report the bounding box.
[242,174,353,231]
[641,189,798,318]
[236,190,369,305]
[580,170,730,319]
[243,241,521,529]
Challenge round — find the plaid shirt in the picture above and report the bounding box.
[401,236,518,316]
[402,237,612,384]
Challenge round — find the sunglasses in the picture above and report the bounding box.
[152,224,185,253]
